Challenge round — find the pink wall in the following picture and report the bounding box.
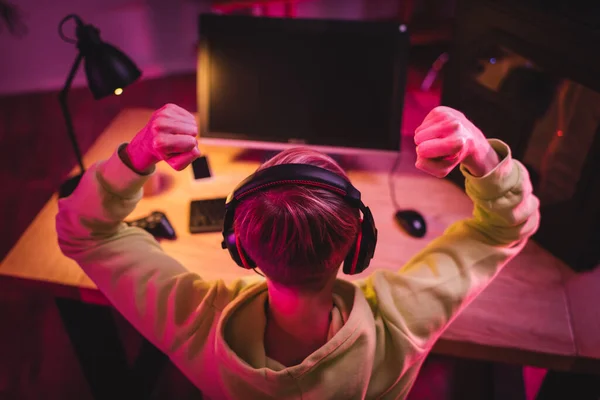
[0,0,399,96]
[0,0,212,95]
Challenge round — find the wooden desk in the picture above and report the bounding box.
[1,108,597,378]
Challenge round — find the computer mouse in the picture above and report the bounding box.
[394,210,427,238]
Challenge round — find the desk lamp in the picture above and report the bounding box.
[57,14,141,198]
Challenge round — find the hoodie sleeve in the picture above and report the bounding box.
[55,145,249,353]
[359,139,540,351]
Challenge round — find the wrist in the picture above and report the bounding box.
[462,142,500,177]
[121,143,156,175]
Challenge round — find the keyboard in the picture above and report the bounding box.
[189,197,227,233]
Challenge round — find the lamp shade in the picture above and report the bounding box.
[76,23,141,99]
[83,43,141,99]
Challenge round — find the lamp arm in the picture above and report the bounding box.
[58,52,85,173]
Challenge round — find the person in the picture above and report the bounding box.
[56,104,540,399]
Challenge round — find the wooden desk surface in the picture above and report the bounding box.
[1,108,596,372]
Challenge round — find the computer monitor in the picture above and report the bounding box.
[197,14,409,154]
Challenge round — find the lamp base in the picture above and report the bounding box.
[59,173,84,198]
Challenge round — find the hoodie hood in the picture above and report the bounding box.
[213,279,377,399]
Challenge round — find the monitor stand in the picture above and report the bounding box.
[261,150,346,165]
[232,148,356,172]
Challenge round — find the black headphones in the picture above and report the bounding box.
[221,163,378,275]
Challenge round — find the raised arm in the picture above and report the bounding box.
[56,104,229,353]
[360,106,540,351]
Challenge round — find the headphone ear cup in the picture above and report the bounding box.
[224,231,256,269]
[343,222,364,275]
[342,243,358,275]
[224,231,245,268]
[235,233,256,269]
[343,215,377,275]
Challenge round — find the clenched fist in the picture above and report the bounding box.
[414,106,500,178]
[126,104,201,173]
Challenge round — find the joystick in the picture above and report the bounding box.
[127,211,176,240]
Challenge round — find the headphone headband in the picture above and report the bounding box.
[226,164,361,206]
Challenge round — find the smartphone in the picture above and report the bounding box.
[191,155,212,180]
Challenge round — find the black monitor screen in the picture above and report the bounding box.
[198,14,409,152]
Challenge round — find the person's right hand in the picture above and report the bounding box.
[414,106,499,178]
[126,104,200,173]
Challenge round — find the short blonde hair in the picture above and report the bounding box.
[234,148,360,289]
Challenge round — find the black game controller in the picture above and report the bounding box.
[127,211,176,240]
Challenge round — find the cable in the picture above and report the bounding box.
[252,268,265,278]
[388,151,402,210]
[58,14,81,44]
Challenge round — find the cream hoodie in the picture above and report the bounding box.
[56,140,539,399]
